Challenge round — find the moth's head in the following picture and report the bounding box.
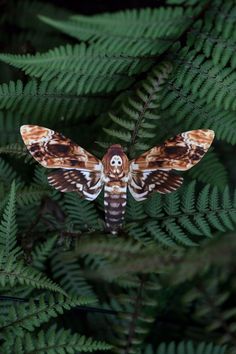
[102,144,129,177]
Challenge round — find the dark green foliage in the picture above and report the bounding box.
[8,325,112,354]
[0,0,235,353]
[143,341,227,354]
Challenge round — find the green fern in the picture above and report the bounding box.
[32,236,57,271]
[0,143,29,160]
[161,88,236,145]
[0,43,152,94]
[0,182,21,260]
[187,1,236,68]
[0,293,94,339]
[88,275,161,354]
[99,62,173,157]
[39,6,198,43]
[0,159,23,187]
[142,182,236,246]
[143,341,227,354]
[0,255,66,294]
[168,47,236,111]
[183,275,236,346]
[3,324,112,354]
[0,79,111,122]
[64,192,103,230]
[51,251,98,299]
[16,187,47,208]
[187,149,228,189]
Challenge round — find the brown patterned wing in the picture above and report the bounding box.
[20,125,102,171]
[48,169,103,200]
[20,125,104,201]
[129,129,214,201]
[130,130,215,172]
[128,170,183,201]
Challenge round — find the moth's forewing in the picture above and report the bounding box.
[20,125,102,170]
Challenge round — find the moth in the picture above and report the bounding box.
[20,125,214,235]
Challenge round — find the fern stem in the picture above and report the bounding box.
[124,275,146,354]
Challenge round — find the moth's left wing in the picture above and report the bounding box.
[20,125,102,170]
[129,129,214,201]
[20,125,104,200]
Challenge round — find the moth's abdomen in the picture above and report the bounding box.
[104,181,127,235]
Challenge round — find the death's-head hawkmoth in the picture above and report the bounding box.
[20,125,214,235]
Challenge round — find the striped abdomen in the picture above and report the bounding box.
[104,180,127,235]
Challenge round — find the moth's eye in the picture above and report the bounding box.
[118,160,122,165]
[111,160,115,165]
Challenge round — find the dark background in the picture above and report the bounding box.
[33,0,164,14]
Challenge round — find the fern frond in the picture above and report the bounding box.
[0,182,21,261]
[140,182,236,246]
[0,79,111,122]
[0,293,93,339]
[3,324,112,354]
[187,1,236,68]
[0,44,153,94]
[126,194,146,221]
[100,62,173,157]
[183,273,236,346]
[165,47,236,111]
[51,252,97,299]
[74,235,144,261]
[144,341,227,354]
[32,236,57,271]
[16,185,50,207]
[187,150,228,189]
[64,192,102,230]
[0,159,23,187]
[0,254,65,294]
[39,6,196,43]
[30,233,236,285]
[0,111,25,145]
[93,275,161,353]
[161,85,236,145]
[0,143,30,161]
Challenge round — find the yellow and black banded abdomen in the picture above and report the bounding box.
[104,181,127,235]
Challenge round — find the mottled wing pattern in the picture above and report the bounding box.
[129,170,183,201]
[48,169,103,200]
[129,130,214,201]
[20,125,102,171]
[20,125,104,201]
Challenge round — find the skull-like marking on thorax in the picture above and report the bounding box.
[102,144,129,179]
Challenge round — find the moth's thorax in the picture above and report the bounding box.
[102,144,129,179]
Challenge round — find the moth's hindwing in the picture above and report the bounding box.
[48,169,103,201]
[129,129,214,201]
[129,170,183,201]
